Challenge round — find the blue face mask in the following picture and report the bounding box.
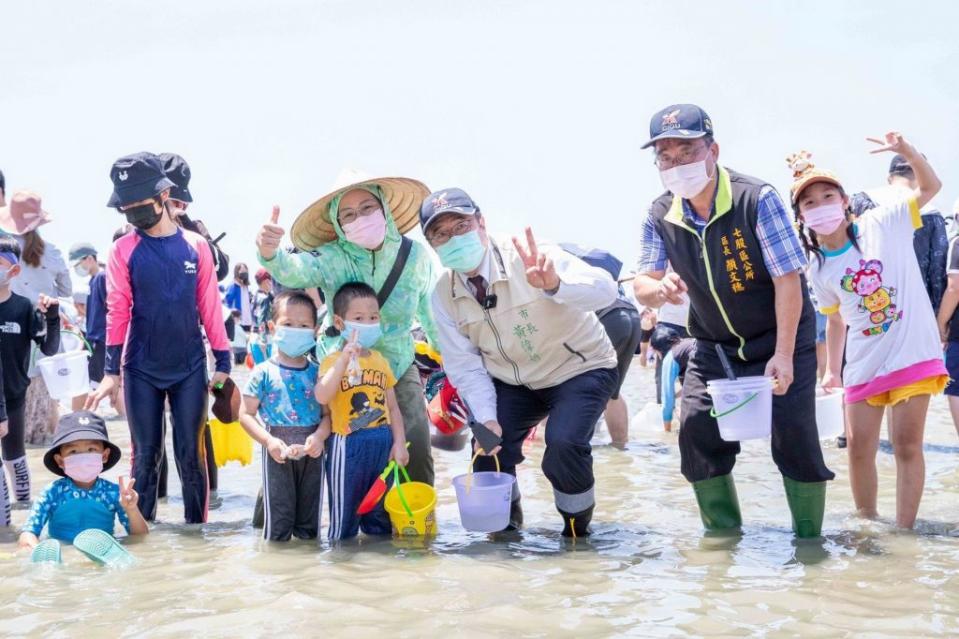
[436,230,486,272]
[272,326,316,357]
[0,267,14,287]
[343,320,382,349]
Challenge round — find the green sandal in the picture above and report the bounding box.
[30,539,63,564]
[73,529,136,567]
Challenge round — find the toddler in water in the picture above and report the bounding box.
[240,291,329,541]
[0,236,61,523]
[315,283,408,540]
[789,132,944,529]
[18,412,148,554]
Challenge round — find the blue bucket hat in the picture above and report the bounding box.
[107,152,175,208]
[641,104,714,149]
[158,152,193,203]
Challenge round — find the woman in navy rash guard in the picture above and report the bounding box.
[87,153,231,523]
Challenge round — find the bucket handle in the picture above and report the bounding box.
[62,329,93,354]
[709,392,759,419]
[392,464,413,518]
[466,451,500,495]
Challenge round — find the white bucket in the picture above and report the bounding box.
[36,351,90,400]
[634,401,664,431]
[815,389,845,440]
[706,376,773,441]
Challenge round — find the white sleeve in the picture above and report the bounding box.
[431,287,498,425]
[542,246,618,311]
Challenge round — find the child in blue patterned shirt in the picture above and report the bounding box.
[240,291,331,542]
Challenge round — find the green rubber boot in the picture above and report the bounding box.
[692,474,743,531]
[783,477,826,539]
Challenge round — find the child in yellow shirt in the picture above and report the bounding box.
[315,282,409,540]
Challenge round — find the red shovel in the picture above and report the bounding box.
[356,442,411,515]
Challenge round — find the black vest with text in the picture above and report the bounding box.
[649,167,814,362]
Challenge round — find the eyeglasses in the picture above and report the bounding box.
[427,218,476,246]
[653,143,709,170]
[338,202,382,226]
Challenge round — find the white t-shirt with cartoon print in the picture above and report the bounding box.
[809,197,945,401]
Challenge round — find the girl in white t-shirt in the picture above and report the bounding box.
[788,133,945,529]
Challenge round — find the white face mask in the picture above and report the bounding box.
[74,263,89,277]
[659,159,713,199]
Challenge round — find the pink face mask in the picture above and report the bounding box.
[63,452,104,483]
[342,211,387,249]
[802,202,846,235]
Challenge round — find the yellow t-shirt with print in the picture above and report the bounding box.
[320,349,396,436]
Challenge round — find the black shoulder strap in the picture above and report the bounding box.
[377,236,413,308]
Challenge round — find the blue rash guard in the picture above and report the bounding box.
[106,228,231,386]
[22,477,130,543]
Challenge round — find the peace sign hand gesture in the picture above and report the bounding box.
[866,131,915,157]
[512,227,560,293]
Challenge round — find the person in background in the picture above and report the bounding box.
[851,153,948,313]
[252,268,274,335]
[231,310,248,364]
[160,153,231,283]
[0,169,5,206]
[0,190,70,449]
[559,244,642,448]
[937,229,959,439]
[659,337,695,432]
[225,263,254,334]
[0,236,61,514]
[68,243,111,413]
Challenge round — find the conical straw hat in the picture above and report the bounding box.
[291,168,429,250]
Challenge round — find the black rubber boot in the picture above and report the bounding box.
[783,477,826,539]
[252,488,264,528]
[560,505,594,538]
[692,474,743,531]
[506,499,523,531]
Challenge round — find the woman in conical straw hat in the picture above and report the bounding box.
[256,169,437,486]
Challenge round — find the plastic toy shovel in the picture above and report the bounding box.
[356,442,410,515]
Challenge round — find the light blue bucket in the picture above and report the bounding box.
[452,469,515,533]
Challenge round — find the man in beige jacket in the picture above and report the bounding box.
[423,188,619,537]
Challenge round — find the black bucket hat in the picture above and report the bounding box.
[158,152,193,203]
[43,411,121,477]
[107,152,175,208]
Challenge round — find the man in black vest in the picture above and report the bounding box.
[633,104,834,538]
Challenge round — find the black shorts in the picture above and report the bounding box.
[88,340,106,385]
[599,306,643,399]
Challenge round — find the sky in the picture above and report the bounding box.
[2,0,958,291]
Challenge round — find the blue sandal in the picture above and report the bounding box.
[30,539,63,564]
[73,529,135,567]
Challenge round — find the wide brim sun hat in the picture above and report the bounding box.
[786,151,842,204]
[290,168,429,251]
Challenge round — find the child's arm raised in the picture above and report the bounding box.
[315,334,361,405]
[119,476,149,536]
[239,394,288,464]
[868,132,942,209]
[386,387,409,466]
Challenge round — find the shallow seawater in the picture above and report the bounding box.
[3,363,959,637]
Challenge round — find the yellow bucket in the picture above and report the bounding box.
[208,419,254,467]
[384,465,437,537]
